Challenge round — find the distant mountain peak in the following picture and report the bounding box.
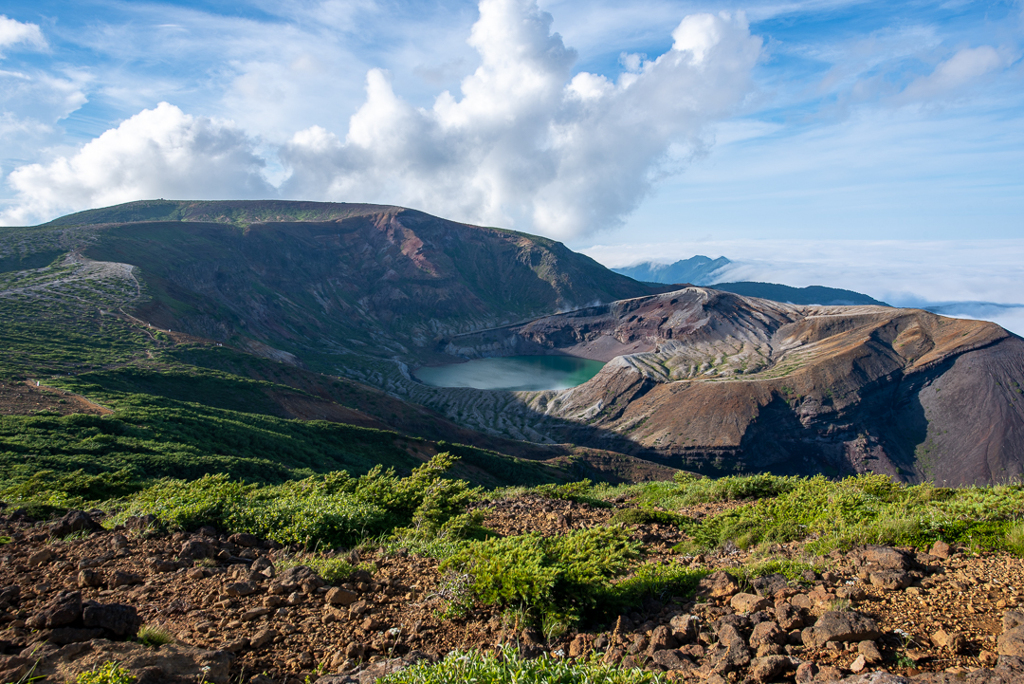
[613,255,731,286]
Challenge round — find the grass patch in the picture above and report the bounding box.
[135,624,173,648]
[380,648,662,684]
[276,554,363,584]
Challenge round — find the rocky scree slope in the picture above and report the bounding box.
[5,507,1024,684]
[450,287,1024,485]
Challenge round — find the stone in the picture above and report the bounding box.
[749,621,786,648]
[229,532,261,547]
[698,571,740,598]
[998,626,1024,657]
[751,574,789,598]
[82,601,142,638]
[815,665,843,681]
[50,510,103,538]
[251,557,274,578]
[836,585,868,602]
[651,649,692,670]
[861,545,911,571]
[794,661,817,683]
[27,548,55,567]
[749,655,792,682]
[790,593,814,611]
[858,640,883,664]
[731,593,771,614]
[568,634,587,658]
[647,625,677,652]
[180,538,217,560]
[929,540,952,559]
[850,654,867,673]
[669,614,699,642]
[1003,610,1024,632]
[147,557,179,573]
[869,571,912,591]
[776,602,805,630]
[932,628,966,654]
[241,607,272,621]
[326,587,358,606]
[251,629,280,648]
[110,571,143,587]
[225,582,258,597]
[801,611,882,649]
[28,590,82,629]
[47,627,105,645]
[979,650,999,667]
[77,569,104,588]
[0,585,21,608]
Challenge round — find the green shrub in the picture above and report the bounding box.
[379,647,662,684]
[684,474,1024,554]
[596,562,708,616]
[75,661,136,684]
[112,453,480,548]
[442,526,640,628]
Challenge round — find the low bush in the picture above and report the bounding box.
[596,562,708,616]
[380,647,662,684]
[441,526,640,629]
[75,661,136,684]
[683,474,1024,553]
[113,453,480,548]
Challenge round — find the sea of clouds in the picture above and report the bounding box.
[582,239,1024,336]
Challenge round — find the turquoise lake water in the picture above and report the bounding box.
[413,355,607,391]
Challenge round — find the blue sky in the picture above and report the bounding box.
[1,0,1022,326]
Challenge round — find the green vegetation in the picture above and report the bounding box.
[112,453,479,548]
[74,662,135,684]
[380,648,662,684]
[135,624,174,648]
[660,474,1024,554]
[276,554,364,584]
[441,526,640,632]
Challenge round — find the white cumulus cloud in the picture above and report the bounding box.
[0,15,47,56]
[0,102,272,225]
[281,0,762,238]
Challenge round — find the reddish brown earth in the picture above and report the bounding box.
[0,382,109,417]
[4,505,1024,684]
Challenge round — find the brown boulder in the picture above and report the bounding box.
[50,510,103,538]
[801,611,882,649]
[27,590,82,629]
[731,593,771,614]
[698,571,740,598]
[861,545,911,571]
[82,601,142,638]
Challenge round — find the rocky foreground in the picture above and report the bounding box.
[3,499,1024,684]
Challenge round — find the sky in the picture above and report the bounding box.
[0,0,1022,328]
